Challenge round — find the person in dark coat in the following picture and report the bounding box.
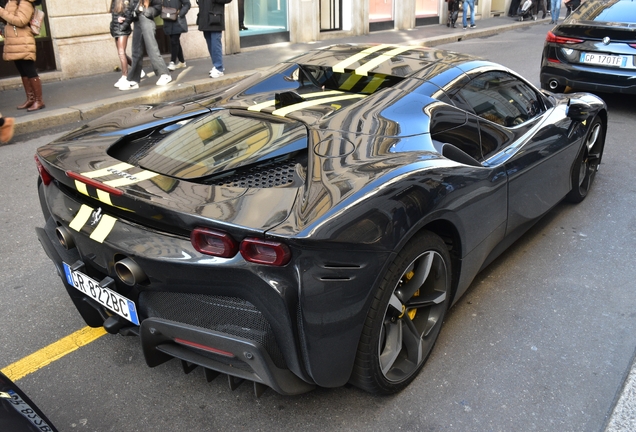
[163,0,191,70]
[564,0,580,17]
[197,0,233,78]
[110,0,135,88]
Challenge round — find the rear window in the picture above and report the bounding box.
[137,110,307,180]
[575,0,636,24]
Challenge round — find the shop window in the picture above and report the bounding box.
[239,0,290,47]
[369,0,394,31]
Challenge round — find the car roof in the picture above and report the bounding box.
[568,0,636,26]
[283,44,481,80]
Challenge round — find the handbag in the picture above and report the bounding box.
[30,8,45,35]
[161,6,179,21]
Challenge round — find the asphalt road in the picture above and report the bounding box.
[1,23,636,432]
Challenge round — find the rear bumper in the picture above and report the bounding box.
[36,216,314,394]
[541,51,636,94]
[141,318,315,395]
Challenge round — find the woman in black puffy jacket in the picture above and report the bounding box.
[110,0,135,88]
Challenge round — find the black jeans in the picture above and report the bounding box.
[14,59,38,78]
[170,34,184,63]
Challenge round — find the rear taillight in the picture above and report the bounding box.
[191,228,291,266]
[240,238,291,266]
[34,155,53,185]
[191,227,238,258]
[546,31,584,45]
[629,43,636,49]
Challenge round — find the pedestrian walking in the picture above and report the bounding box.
[534,0,547,19]
[163,0,191,71]
[550,0,561,23]
[0,0,45,111]
[120,0,172,90]
[197,0,233,78]
[462,0,476,29]
[446,0,459,28]
[110,0,136,89]
[0,114,15,143]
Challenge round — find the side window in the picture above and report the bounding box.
[454,71,543,128]
[479,118,514,159]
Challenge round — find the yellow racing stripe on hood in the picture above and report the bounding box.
[332,44,394,73]
[81,162,134,179]
[354,46,412,76]
[247,90,345,112]
[271,94,366,117]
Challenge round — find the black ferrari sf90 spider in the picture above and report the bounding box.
[35,44,607,396]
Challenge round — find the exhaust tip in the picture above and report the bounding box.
[114,257,147,286]
[55,226,75,250]
[549,79,559,90]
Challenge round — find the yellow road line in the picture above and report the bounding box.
[1,327,107,381]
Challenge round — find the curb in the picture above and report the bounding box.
[10,73,251,139]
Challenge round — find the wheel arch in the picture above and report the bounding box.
[420,219,463,305]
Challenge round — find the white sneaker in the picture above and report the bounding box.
[167,62,176,71]
[175,62,187,69]
[114,76,128,88]
[209,67,224,78]
[156,74,172,86]
[140,70,146,79]
[119,80,139,91]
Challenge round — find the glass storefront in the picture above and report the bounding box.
[369,0,393,22]
[416,0,439,16]
[239,0,290,47]
[369,0,394,31]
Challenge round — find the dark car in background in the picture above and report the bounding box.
[540,0,636,94]
[1,371,57,432]
[35,44,607,397]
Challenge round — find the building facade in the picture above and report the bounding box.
[0,0,511,81]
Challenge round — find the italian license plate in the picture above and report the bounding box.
[2,389,55,431]
[63,262,140,325]
[580,52,627,67]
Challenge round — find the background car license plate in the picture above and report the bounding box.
[3,389,55,432]
[62,262,140,325]
[580,52,627,67]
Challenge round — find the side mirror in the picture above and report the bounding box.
[566,99,592,122]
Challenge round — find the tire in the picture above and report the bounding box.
[350,231,452,394]
[566,117,605,203]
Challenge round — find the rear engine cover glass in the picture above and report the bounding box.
[138,110,308,179]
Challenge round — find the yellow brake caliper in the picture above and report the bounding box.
[398,270,419,320]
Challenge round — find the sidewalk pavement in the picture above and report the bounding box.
[2,13,545,139]
[2,11,636,431]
